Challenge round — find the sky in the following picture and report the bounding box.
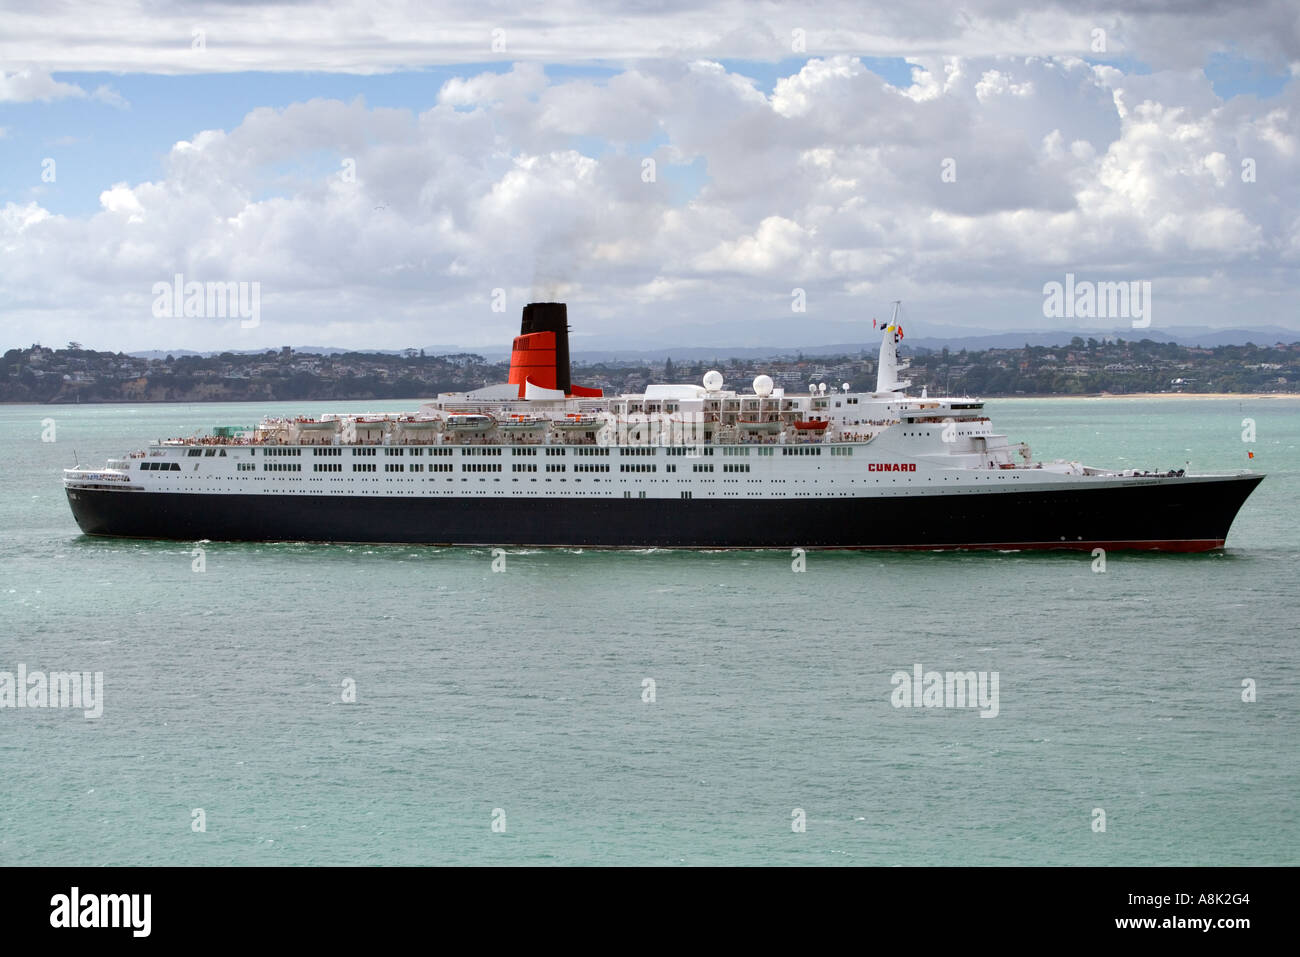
[1,0,1297,353]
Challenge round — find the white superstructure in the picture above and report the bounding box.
[64,318,1186,502]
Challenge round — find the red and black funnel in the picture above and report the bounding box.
[508,302,572,396]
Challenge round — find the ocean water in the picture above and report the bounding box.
[1,397,1296,866]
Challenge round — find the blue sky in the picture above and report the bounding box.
[2,2,1298,351]
[5,53,1288,219]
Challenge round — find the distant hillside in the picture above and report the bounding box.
[7,336,1297,403]
[118,326,1300,364]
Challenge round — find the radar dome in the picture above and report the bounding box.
[753,374,774,397]
[703,370,724,392]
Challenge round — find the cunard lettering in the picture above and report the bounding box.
[868,463,916,472]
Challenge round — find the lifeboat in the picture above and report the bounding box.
[737,419,782,433]
[553,413,605,430]
[499,414,547,431]
[794,420,830,431]
[395,418,441,431]
[444,413,496,432]
[296,418,339,431]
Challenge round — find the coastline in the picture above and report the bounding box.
[1005,392,1298,400]
[1075,392,1293,399]
[5,391,1299,406]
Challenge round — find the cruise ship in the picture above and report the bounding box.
[64,302,1263,550]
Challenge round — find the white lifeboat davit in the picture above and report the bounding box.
[445,413,496,432]
[499,414,547,431]
[395,417,442,431]
[552,413,605,430]
[295,418,339,431]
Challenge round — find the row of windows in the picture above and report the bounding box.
[182,442,848,463]
[229,460,811,477]
[236,462,255,472]
[379,463,436,472]
[141,461,181,471]
[215,469,915,487]
[230,457,829,477]
[615,403,680,414]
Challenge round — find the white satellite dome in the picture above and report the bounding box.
[702,370,724,392]
[752,374,774,397]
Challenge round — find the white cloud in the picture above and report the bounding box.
[0,68,129,107]
[975,70,1034,101]
[0,68,89,102]
[438,62,547,107]
[697,217,812,274]
[1,1,1297,73]
[91,85,130,109]
[2,53,1298,350]
[98,183,146,222]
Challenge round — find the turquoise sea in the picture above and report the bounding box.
[1,397,1296,865]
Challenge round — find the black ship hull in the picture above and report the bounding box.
[65,474,1263,551]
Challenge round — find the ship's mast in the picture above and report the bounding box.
[875,300,912,394]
